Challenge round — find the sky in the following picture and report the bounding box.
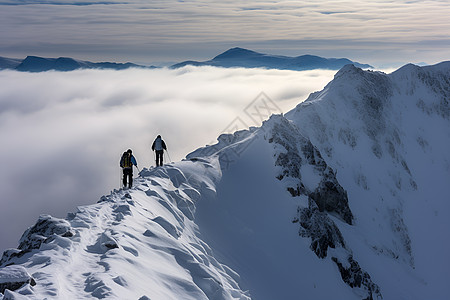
[0,66,336,251]
[0,0,449,68]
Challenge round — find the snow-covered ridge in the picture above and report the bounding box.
[1,62,449,299]
[1,160,250,299]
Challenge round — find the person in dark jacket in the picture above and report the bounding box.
[152,135,167,167]
[120,149,137,188]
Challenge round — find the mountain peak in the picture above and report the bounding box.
[333,63,366,78]
[16,56,82,72]
[212,47,263,60]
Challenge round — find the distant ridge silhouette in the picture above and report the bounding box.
[171,47,373,70]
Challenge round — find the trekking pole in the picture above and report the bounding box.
[119,168,122,189]
[166,150,173,163]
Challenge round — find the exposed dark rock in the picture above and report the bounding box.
[294,199,383,299]
[309,179,353,224]
[0,249,22,267]
[0,265,36,294]
[86,231,119,254]
[266,115,353,224]
[17,215,72,251]
[331,255,382,300]
[0,215,73,267]
[295,199,345,258]
[104,242,119,250]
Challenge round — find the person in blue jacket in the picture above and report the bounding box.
[152,135,167,167]
[120,149,137,188]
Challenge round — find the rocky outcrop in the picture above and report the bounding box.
[265,115,353,224]
[265,114,382,299]
[294,199,346,258]
[0,265,36,294]
[293,198,382,299]
[331,256,382,300]
[0,215,74,267]
[17,215,73,251]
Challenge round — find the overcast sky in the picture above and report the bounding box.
[0,0,449,67]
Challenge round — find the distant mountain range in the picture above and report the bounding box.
[0,48,373,72]
[171,47,373,70]
[0,56,152,72]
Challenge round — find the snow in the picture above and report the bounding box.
[0,266,31,284]
[0,62,449,299]
[0,160,250,299]
[195,134,356,299]
[286,62,450,299]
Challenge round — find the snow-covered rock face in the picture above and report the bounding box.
[264,115,353,225]
[0,215,73,267]
[284,62,450,299]
[263,114,380,299]
[0,62,448,300]
[0,265,35,295]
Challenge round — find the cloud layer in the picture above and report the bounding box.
[0,66,335,251]
[0,0,449,66]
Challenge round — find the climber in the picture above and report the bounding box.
[120,149,137,188]
[151,135,167,167]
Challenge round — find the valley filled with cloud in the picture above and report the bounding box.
[0,66,336,251]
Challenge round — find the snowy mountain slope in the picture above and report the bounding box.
[189,130,361,300]
[0,161,250,299]
[1,62,449,300]
[189,62,450,299]
[171,47,373,70]
[284,62,450,299]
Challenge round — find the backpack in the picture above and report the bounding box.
[120,152,132,168]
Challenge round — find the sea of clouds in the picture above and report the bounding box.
[0,66,335,251]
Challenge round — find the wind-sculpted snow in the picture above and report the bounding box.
[187,129,258,171]
[0,160,250,299]
[0,265,36,296]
